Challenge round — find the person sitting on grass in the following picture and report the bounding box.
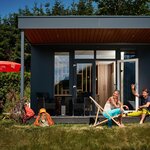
[103,90,128,128]
[22,102,35,124]
[34,108,54,127]
[126,84,150,124]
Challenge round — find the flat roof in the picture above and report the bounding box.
[18,16,150,44]
[18,16,150,29]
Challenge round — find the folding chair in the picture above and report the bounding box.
[89,96,121,127]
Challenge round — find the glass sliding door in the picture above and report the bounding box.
[117,59,139,110]
[76,63,92,94]
[74,63,93,116]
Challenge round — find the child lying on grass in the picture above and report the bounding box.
[34,108,54,127]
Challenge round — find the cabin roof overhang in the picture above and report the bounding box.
[18,16,150,45]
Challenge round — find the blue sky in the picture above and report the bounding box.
[0,0,79,17]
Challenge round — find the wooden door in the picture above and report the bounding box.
[97,62,115,108]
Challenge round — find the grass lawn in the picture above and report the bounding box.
[0,119,150,150]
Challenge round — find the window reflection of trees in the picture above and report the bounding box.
[54,52,69,95]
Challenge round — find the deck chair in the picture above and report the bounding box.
[89,96,121,127]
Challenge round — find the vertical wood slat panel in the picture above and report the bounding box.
[97,63,114,108]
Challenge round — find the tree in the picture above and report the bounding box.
[39,4,45,15]
[76,0,95,15]
[32,2,40,15]
[0,15,20,62]
[70,1,78,15]
[52,0,65,15]
[18,5,32,16]
[45,2,52,16]
[131,0,150,15]
[86,0,95,15]
[94,0,150,15]
[77,0,87,15]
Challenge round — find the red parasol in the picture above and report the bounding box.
[0,61,21,72]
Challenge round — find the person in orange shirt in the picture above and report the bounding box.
[22,102,35,123]
[34,108,54,127]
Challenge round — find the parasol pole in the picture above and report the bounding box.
[20,31,24,99]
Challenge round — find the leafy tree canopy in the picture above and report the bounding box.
[0,0,150,71]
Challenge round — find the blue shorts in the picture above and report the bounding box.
[103,108,121,120]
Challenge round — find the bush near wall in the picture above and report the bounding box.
[0,72,30,112]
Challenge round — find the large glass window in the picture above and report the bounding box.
[54,52,69,95]
[121,51,136,60]
[75,50,94,59]
[96,50,115,59]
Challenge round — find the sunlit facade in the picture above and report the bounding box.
[18,16,150,116]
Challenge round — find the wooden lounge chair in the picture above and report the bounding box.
[89,96,121,127]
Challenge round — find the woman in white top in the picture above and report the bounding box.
[103,90,128,127]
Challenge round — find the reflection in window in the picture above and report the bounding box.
[75,50,94,59]
[54,52,69,95]
[77,63,92,93]
[96,50,115,59]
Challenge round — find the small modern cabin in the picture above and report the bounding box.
[18,16,150,116]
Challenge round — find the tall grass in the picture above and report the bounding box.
[0,120,150,150]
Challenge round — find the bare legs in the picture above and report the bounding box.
[139,113,146,124]
[117,114,125,127]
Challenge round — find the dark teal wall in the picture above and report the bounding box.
[31,46,54,113]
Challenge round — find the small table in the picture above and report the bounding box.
[55,95,72,116]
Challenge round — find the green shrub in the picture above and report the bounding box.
[0,72,30,113]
